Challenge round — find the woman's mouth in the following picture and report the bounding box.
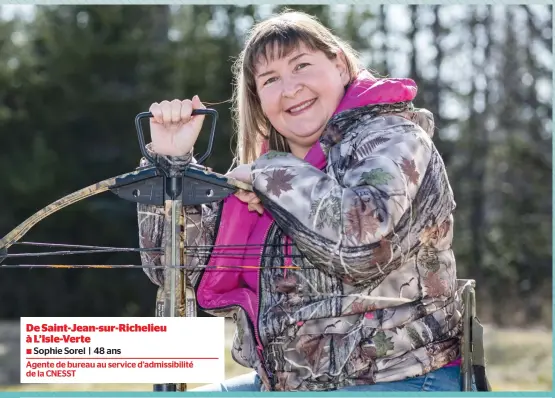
[286,98,316,115]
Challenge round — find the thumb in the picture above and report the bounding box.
[191,94,206,130]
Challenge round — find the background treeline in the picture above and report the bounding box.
[0,4,551,328]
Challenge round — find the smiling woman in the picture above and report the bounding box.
[234,13,360,161]
[137,10,471,392]
[250,43,350,159]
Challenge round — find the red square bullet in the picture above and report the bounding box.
[26,349,31,354]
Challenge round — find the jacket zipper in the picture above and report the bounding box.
[254,222,274,386]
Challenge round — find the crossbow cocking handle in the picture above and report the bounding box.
[0,108,252,392]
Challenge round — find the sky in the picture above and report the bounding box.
[1,4,34,20]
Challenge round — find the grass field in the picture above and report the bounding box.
[3,322,552,392]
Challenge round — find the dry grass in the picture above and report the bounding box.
[482,326,552,391]
[3,322,551,392]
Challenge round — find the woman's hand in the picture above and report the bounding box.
[235,190,263,214]
[148,96,206,156]
[226,164,263,214]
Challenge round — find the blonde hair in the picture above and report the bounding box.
[230,10,362,165]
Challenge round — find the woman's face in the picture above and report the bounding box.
[254,42,350,157]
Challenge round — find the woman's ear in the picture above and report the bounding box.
[334,49,350,86]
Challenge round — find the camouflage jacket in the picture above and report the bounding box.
[138,75,463,392]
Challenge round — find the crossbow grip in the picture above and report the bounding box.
[135,109,219,173]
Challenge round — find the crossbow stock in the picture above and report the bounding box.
[0,109,251,392]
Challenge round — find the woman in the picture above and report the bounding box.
[138,10,468,392]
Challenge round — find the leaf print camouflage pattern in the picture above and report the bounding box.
[353,137,391,163]
[423,270,451,298]
[359,168,395,186]
[400,157,421,185]
[263,169,296,198]
[344,200,380,244]
[309,194,342,230]
[372,331,395,356]
[138,105,464,391]
[265,151,290,160]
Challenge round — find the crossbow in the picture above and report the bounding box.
[0,109,252,392]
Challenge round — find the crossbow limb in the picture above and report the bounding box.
[0,109,252,392]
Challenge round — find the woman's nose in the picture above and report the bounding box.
[281,78,302,98]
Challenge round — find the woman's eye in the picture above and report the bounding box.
[295,63,310,70]
[263,77,277,86]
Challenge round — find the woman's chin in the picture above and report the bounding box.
[290,131,321,145]
[288,124,325,139]
[285,130,324,155]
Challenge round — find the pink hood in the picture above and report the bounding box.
[196,70,417,354]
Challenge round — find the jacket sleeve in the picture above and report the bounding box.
[250,118,434,286]
[137,144,221,290]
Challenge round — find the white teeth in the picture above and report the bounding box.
[289,100,314,113]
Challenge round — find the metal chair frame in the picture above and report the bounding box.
[458,279,492,391]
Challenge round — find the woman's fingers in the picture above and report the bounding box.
[149,102,163,124]
[235,190,257,202]
[235,190,263,214]
[147,96,206,156]
[248,202,264,215]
